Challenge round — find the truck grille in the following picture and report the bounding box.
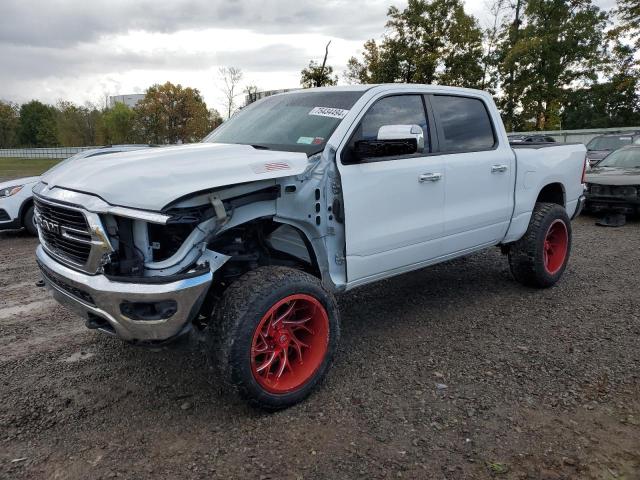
[34,198,92,266]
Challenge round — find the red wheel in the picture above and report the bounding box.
[543,219,568,274]
[211,266,340,410]
[508,202,572,288]
[251,294,329,394]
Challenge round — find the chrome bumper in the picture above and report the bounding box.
[36,245,212,342]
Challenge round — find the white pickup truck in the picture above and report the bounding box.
[34,85,586,410]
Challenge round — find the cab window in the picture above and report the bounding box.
[342,95,429,163]
[430,95,496,152]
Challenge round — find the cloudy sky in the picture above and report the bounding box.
[0,0,617,114]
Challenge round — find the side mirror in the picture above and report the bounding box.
[353,124,424,161]
[378,124,424,150]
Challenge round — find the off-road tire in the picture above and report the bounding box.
[210,266,340,411]
[23,205,38,236]
[508,202,571,288]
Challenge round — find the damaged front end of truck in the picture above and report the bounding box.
[33,150,347,346]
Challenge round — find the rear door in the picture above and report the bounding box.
[428,94,515,254]
[337,94,446,284]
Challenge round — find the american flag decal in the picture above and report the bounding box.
[251,161,291,174]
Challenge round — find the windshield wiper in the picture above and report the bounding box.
[251,144,270,150]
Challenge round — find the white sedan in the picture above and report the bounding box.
[0,176,41,234]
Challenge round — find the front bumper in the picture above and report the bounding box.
[584,195,640,215]
[36,245,212,342]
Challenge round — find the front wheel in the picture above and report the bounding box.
[508,202,571,288]
[210,266,340,410]
[23,205,38,236]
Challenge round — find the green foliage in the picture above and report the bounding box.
[133,82,211,144]
[345,0,484,88]
[617,0,640,49]
[209,108,224,130]
[0,101,19,148]
[56,101,101,146]
[18,100,58,147]
[300,60,338,88]
[496,0,610,130]
[562,40,640,129]
[101,102,136,144]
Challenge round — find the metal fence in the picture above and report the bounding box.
[0,147,98,159]
[511,126,640,145]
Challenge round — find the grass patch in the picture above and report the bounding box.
[0,157,61,181]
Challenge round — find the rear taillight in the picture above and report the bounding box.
[581,157,587,184]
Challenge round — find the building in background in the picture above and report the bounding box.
[244,88,300,106]
[109,94,145,108]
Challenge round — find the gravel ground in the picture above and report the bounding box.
[1,215,639,480]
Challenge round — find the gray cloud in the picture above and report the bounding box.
[0,43,310,82]
[0,0,391,47]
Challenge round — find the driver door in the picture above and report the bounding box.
[337,94,446,284]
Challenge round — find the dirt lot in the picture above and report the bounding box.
[1,215,639,480]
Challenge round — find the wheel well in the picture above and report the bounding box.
[19,198,34,225]
[536,183,565,207]
[208,218,321,280]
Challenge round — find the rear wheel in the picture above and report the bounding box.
[508,202,571,288]
[23,205,38,236]
[210,266,340,410]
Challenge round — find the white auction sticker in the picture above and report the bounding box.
[309,106,349,119]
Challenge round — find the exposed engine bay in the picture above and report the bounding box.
[93,153,346,292]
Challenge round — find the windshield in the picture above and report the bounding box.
[587,136,633,151]
[204,91,365,155]
[598,149,640,168]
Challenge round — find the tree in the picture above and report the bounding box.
[562,37,640,129]
[617,0,640,50]
[345,0,484,88]
[480,0,510,92]
[300,61,338,88]
[218,66,243,119]
[0,101,19,148]
[56,101,101,146]
[133,82,211,144]
[496,0,609,131]
[495,0,524,131]
[209,108,224,130]
[18,100,58,147]
[300,41,339,88]
[101,102,136,144]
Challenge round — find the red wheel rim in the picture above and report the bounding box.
[543,219,568,274]
[251,294,329,394]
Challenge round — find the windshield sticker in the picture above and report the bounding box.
[297,136,314,144]
[312,137,324,145]
[309,107,349,119]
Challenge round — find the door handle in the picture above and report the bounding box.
[419,172,442,183]
[491,164,508,173]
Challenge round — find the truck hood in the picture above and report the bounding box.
[40,143,309,211]
[586,166,640,186]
